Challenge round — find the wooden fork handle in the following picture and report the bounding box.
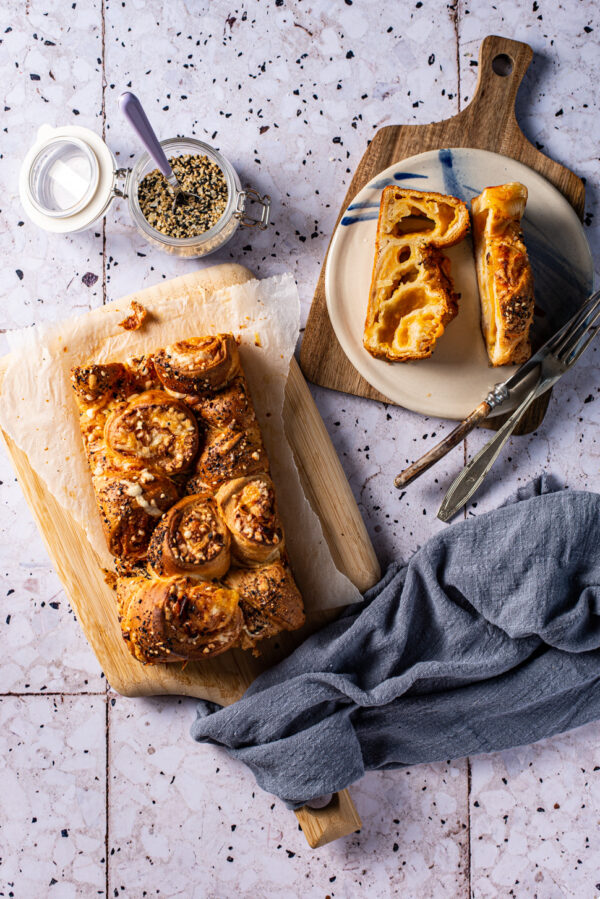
[394,400,492,488]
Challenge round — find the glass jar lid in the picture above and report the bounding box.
[19,124,119,233]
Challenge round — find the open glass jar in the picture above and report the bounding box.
[19,125,271,258]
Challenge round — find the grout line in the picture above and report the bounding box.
[455,7,471,895]
[463,436,468,518]
[451,0,461,115]
[101,0,107,307]
[451,0,467,523]
[105,687,110,899]
[0,691,107,697]
[100,6,110,896]
[466,756,472,897]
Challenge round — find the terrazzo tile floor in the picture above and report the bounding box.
[1,0,599,895]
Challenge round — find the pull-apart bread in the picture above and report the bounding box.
[471,182,535,366]
[71,334,304,664]
[363,187,470,362]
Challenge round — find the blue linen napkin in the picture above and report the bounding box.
[191,476,600,808]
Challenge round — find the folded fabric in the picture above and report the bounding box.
[191,476,600,808]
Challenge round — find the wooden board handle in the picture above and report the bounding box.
[459,35,585,217]
[295,789,362,848]
[466,35,533,128]
[286,359,380,593]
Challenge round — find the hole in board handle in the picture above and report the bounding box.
[492,53,514,77]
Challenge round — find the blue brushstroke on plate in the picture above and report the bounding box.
[370,172,428,190]
[522,219,591,343]
[438,148,464,200]
[394,172,427,181]
[347,201,381,211]
[342,173,428,223]
[341,213,380,225]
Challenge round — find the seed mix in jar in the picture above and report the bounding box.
[138,154,228,239]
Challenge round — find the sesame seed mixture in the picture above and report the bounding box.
[174,505,224,563]
[138,154,228,239]
[234,480,281,544]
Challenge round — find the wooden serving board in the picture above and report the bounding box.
[300,35,586,436]
[0,264,379,847]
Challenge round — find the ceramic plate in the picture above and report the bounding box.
[325,147,594,419]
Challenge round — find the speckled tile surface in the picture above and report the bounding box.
[109,695,469,897]
[470,721,600,898]
[1,0,599,896]
[0,694,106,897]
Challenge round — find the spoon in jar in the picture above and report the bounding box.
[118,91,203,213]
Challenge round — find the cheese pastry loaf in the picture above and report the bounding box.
[363,187,469,362]
[471,182,535,366]
[71,333,305,663]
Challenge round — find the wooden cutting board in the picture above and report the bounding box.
[0,263,379,847]
[300,35,586,435]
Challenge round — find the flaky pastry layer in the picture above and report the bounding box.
[471,182,535,366]
[363,187,469,362]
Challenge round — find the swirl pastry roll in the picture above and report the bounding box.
[193,377,257,430]
[117,575,242,663]
[190,423,267,493]
[154,335,240,396]
[105,390,199,475]
[72,362,130,404]
[147,494,231,580]
[225,562,305,649]
[93,470,179,564]
[216,474,283,566]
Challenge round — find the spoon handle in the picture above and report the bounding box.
[118,91,174,181]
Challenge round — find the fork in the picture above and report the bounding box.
[437,287,600,521]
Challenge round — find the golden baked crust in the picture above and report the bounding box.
[104,390,199,476]
[93,470,179,562]
[117,575,242,663]
[216,474,284,567]
[471,182,535,366]
[71,333,304,663]
[153,334,240,394]
[147,493,231,580]
[224,562,305,650]
[363,187,469,362]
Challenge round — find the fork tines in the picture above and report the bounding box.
[550,287,600,365]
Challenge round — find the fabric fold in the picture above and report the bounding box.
[191,477,600,808]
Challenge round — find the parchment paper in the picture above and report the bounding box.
[0,271,361,610]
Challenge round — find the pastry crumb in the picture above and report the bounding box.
[118,300,149,331]
[103,569,119,590]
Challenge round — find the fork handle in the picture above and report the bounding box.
[394,399,492,488]
[437,383,541,521]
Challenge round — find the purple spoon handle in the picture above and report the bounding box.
[118,91,174,180]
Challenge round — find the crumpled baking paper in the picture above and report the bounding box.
[0,270,361,610]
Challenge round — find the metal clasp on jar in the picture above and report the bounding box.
[234,188,271,230]
[112,167,131,199]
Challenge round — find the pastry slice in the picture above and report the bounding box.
[363,187,470,362]
[471,182,534,366]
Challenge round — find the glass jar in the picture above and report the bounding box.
[19,125,271,258]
